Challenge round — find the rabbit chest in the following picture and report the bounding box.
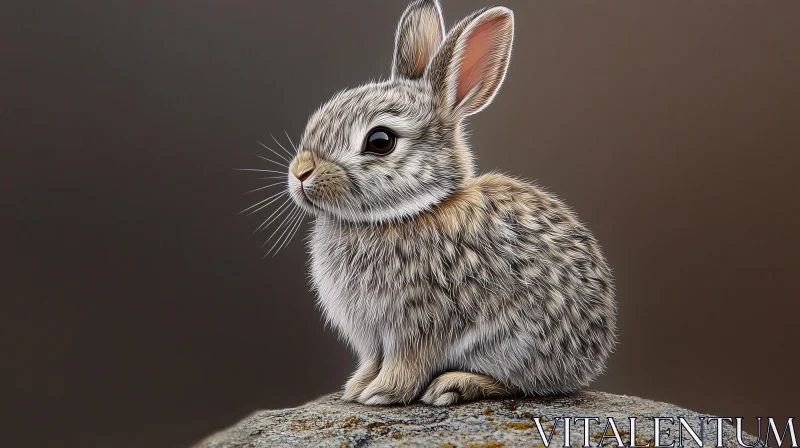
[307,209,509,354]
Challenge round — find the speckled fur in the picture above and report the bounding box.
[286,0,616,406]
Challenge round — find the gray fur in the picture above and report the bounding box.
[284,0,617,406]
[392,0,445,80]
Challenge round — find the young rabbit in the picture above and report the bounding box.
[286,0,616,406]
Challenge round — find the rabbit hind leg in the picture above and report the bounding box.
[420,371,509,406]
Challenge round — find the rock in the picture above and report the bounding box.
[195,391,757,447]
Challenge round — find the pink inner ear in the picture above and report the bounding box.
[456,17,505,106]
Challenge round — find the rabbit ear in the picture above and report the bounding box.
[392,0,446,80]
[426,7,514,117]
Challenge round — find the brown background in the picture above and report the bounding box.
[3,1,798,447]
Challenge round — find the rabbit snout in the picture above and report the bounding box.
[291,151,316,182]
[289,152,349,209]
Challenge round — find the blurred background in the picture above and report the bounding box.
[3,1,799,447]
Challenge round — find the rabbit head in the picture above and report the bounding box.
[288,0,514,223]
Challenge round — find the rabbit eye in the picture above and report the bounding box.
[363,128,396,155]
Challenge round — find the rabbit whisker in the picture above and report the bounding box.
[247,194,290,217]
[284,130,299,153]
[235,168,287,175]
[260,206,300,248]
[277,210,305,254]
[254,197,295,233]
[271,209,305,255]
[257,140,292,164]
[244,181,288,195]
[241,190,287,215]
[253,153,288,168]
[263,207,303,254]
[270,133,295,159]
[278,208,306,249]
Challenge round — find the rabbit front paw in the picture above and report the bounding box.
[358,383,418,406]
[356,361,423,405]
[341,358,380,402]
[420,372,508,406]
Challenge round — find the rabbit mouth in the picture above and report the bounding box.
[296,185,320,211]
[300,187,314,205]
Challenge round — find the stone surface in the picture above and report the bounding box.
[195,391,757,447]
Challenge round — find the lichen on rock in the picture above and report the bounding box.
[195,391,756,447]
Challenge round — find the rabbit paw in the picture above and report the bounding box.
[341,358,380,402]
[421,390,461,406]
[357,366,421,405]
[421,372,508,406]
[358,387,417,406]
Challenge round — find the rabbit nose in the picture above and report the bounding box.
[292,153,316,182]
[295,165,314,182]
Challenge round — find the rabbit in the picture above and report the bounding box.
[284,0,616,406]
